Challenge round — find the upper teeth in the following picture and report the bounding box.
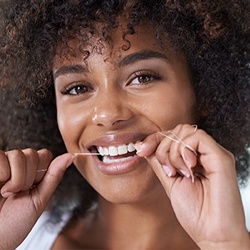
[97,143,136,156]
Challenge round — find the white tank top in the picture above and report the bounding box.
[16,188,250,249]
[16,211,69,250]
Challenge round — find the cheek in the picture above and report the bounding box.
[142,86,196,130]
[57,105,87,152]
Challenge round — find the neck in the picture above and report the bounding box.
[92,189,197,249]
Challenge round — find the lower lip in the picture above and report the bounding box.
[93,154,144,175]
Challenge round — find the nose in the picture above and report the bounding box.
[91,90,133,127]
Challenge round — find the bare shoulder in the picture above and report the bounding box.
[51,234,80,250]
[51,209,97,249]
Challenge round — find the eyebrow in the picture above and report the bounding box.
[118,50,169,67]
[53,64,86,79]
[53,50,169,79]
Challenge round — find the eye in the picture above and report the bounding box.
[130,71,161,85]
[61,83,92,95]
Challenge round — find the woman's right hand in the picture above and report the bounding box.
[0,149,74,250]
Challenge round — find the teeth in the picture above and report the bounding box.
[128,143,135,152]
[98,146,109,155]
[109,146,118,156]
[103,155,133,163]
[97,143,136,157]
[118,145,127,155]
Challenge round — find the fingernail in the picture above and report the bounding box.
[135,141,144,155]
[162,165,173,177]
[181,148,193,169]
[179,169,190,178]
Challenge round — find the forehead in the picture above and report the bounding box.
[53,20,187,78]
[53,23,174,68]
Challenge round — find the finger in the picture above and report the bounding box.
[21,148,39,190]
[180,129,235,176]
[181,146,198,170]
[162,125,198,179]
[145,154,175,197]
[167,141,191,178]
[161,154,178,177]
[1,150,26,195]
[34,149,53,184]
[31,153,74,212]
[153,133,172,163]
[141,125,196,178]
[0,150,11,184]
[135,133,161,157]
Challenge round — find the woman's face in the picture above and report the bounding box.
[53,24,196,203]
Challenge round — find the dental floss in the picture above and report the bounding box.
[36,169,48,173]
[157,131,198,156]
[157,129,198,183]
[35,153,100,173]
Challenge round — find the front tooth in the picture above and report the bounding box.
[109,146,118,156]
[97,143,136,157]
[97,146,109,156]
[118,145,128,155]
[103,147,109,155]
[128,143,135,152]
[98,146,104,156]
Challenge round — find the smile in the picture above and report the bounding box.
[97,143,136,156]
[96,143,137,164]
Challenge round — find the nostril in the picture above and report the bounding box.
[91,103,133,127]
[113,120,125,126]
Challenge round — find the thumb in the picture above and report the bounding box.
[145,154,175,198]
[32,153,74,212]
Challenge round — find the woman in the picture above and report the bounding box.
[0,0,250,249]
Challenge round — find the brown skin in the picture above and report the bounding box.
[0,24,249,250]
[52,25,197,249]
[52,24,250,249]
[0,150,74,249]
[53,25,196,205]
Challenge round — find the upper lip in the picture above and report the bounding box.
[85,132,148,150]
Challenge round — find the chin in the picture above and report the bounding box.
[94,174,163,205]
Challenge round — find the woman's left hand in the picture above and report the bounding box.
[136,124,250,249]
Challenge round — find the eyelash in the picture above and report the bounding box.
[60,71,161,95]
[130,70,161,85]
[61,82,91,95]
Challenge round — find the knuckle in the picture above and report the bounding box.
[224,149,235,163]
[181,124,190,130]
[38,148,53,164]
[5,150,26,188]
[23,148,39,163]
[174,123,184,131]
[195,128,206,137]
[38,148,53,157]
[23,147,36,155]
[0,152,10,182]
[173,124,195,135]
[7,149,25,160]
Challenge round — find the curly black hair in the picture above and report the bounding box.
[0,0,250,221]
